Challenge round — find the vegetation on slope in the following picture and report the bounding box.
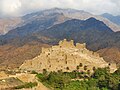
[14,82,37,89]
[36,67,120,90]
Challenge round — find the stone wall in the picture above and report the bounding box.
[59,39,75,48]
[109,63,117,73]
[76,43,86,49]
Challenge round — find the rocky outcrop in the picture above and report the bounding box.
[0,77,23,89]
[0,72,50,90]
[9,73,36,83]
[20,39,110,72]
[0,71,8,79]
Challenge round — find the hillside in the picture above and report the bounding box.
[37,18,114,51]
[20,39,110,72]
[1,8,120,69]
[0,42,50,69]
[101,13,120,25]
[5,13,69,38]
[0,18,114,48]
[22,8,120,32]
[98,47,120,64]
[1,17,120,69]
[0,8,120,37]
[0,18,22,35]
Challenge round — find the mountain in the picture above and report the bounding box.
[0,8,120,36]
[1,8,120,69]
[101,13,120,25]
[0,17,116,69]
[36,18,114,50]
[0,13,69,41]
[22,8,120,32]
[98,47,120,64]
[0,42,50,69]
[31,18,120,65]
[0,13,70,47]
[0,18,22,35]
[0,17,113,47]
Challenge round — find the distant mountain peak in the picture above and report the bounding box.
[51,7,63,10]
[22,8,120,32]
[101,13,120,25]
[85,17,105,25]
[42,7,91,15]
[102,13,113,16]
[102,13,120,17]
[86,17,98,21]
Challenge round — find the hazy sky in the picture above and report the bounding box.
[0,0,120,17]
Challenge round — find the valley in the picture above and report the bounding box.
[0,39,118,90]
[0,8,120,90]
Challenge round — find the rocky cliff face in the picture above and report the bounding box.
[20,39,109,73]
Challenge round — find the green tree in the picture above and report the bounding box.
[76,65,79,70]
[87,70,91,75]
[84,66,87,71]
[43,69,47,75]
[93,67,96,71]
[66,67,69,70]
[79,63,83,67]
[108,75,119,90]
[46,72,71,89]
[93,68,109,79]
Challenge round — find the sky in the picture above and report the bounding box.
[0,0,120,17]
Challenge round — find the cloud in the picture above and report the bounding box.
[1,0,21,17]
[0,0,120,17]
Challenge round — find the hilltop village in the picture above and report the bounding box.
[20,39,117,73]
[0,39,118,90]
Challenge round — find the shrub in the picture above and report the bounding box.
[79,63,83,67]
[84,66,87,71]
[14,82,37,89]
[31,70,38,74]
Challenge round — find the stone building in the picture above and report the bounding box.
[20,39,116,73]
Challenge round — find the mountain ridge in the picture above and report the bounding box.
[101,13,120,25]
[22,8,120,32]
[0,8,120,36]
[0,8,120,69]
